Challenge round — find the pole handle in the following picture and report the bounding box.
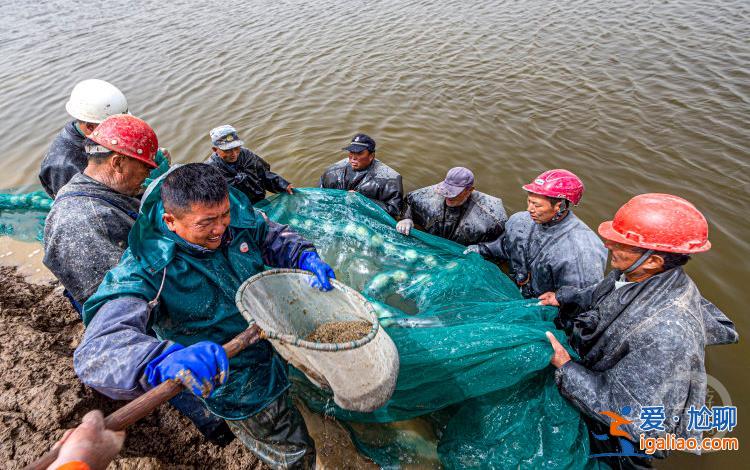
[26,325,261,470]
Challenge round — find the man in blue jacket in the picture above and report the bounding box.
[74,163,335,468]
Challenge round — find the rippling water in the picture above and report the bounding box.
[1,0,747,465]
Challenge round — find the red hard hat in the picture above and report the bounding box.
[90,114,158,168]
[522,169,584,205]
[598,193,711,254]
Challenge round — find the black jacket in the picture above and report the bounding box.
[555,268,738,463]
[205,148,290,204]
[43,173,141,303]
[476,211,607,298]
[403,185,507,245]
[39,121,87,198]
[319,158,403,218]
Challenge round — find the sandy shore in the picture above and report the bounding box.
[0,264,374,469]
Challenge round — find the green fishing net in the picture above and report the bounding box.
[0,185,593,468]
[256,189,592,469]
[0,151,168,242]
[0,191,52,242]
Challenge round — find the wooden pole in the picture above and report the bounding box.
[26,325,261,470]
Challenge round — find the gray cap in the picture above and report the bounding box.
[436,167,475,198]
[210,125,244,150]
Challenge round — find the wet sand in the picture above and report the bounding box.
[0,265,371,469]
[0,237,54,284]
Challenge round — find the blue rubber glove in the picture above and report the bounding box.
[145,342,229,398]
[298,251,336,291]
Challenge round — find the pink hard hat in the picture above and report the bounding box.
[522,169,584,205]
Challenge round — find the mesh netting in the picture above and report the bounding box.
[0,186,593,468]
[0,191,52,242]
[0,151,168,243]
[255,189,592,469]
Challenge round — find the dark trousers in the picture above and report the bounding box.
[227,393,316,469]
[170,391,233,445]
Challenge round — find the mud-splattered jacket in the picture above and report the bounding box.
[554,267,738,453]
[39,121,87,198]
[74,184,315,419]
[319,158,403,218]
[476,211,607,298]
[403,185,507,246]
[43,173,140,304]
[205,148,290,204]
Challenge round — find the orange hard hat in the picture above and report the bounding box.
[90,114,158,168]
[598,193,711,254]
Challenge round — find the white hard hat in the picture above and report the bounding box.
[65,79,128,123]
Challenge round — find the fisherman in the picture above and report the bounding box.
[320,133,403,218]
[75,164,336,468]
[396,167,507,245]
[42,116,231,445]
[39,79,129,198]
[43,114,156,311]
[205,125,294,204]
[465,169,606,298]
[542,193,739,468]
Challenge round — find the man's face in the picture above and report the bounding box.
[163,196,231,250]
[445,187,473,207]
[348,149,374,170]
[114,155,152,196]
[215,146,241,163]
[604,240,647,271]
[79,120,98,136]
[526,193,561,224]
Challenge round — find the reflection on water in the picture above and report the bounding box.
[0,0,747,466]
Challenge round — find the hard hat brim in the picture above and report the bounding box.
[597,221,711,254]
[66,100,104,124]
[136,156,159,169]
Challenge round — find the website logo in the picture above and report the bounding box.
[589,406,653,459]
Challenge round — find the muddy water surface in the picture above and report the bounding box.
[0,1,747,466]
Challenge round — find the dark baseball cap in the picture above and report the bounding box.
[342,133,376,153]
[436,167,475,198]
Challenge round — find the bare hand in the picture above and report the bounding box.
[538,292,559,306]
[48,410,125,470]
[285,184,295,195]
[396,219,413,236]
[463,245,480,255]
[545,331,571,368]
